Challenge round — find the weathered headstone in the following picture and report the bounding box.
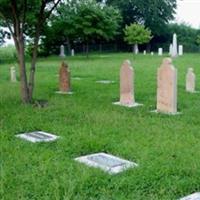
[143,50,146,55]
[134,44,139,54]
[151,52,154,56]
[186,68,196,93]
[156,58,177,114]
[178,45,183,56]
[180,192,200,200]
[59,62,71,93]
[171,33,178,58]
[10,66,17,82]
[59,45,65,57]
[158,48,163,56]
[71,49,75,56]
[169,43,173,55]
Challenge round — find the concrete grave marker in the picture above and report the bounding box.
[143,50,146,55]
[179,192,200,200]
[186,68,196,93]
[10,66,17,82]
[71,49,75,56]
[59,45,65,57]
[56,62,72,94]
[158,48,163,56]
[151,52,154,56]
[169,43,173,55]
[96,80,115,84]
[156,58,178,114]
[171,33,178,58]
[16,131,59,143]
[75,152,138,174]
[113,60,142,107]
[179,45,183,56]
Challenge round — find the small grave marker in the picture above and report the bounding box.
[158,48,163,56]
[180,192,200,200]
[75,152,137,174]
[16,131,59,143]
[10,66,17,82]
[59,45,65,57]
[179,45,183,56]
[186,68,196,93]
[96,80,115,84]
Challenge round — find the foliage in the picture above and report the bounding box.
[124,23,152,45]
[196,35,200,46]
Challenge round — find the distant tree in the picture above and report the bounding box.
[124,23,152,54]
[0,0,61,103]
[196,35,200,46]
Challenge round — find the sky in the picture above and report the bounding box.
[174,0,200,28]
[2,0,200,46]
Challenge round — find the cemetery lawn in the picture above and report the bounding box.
[1,53,200,200]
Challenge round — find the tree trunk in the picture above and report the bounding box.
[86,42,89,58]
[17,35,30,103]
[66,37,71,55]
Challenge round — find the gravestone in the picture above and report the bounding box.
[59,62,71,93]
[120,60,134,105]
[180,192,200,200]
[59,45,65,57]
[134,44,139,54]
[158,48,163,56]
[171,33,178,58]
[169,44,173,55]
[179,45,183,56]
[10,66,17,82]
[113,60,142,107]
[71,49,75,56]
[75,152,138,174]
[156,58,177,114]
[143,50,146,55]
[186,68,196,93]
[151,52,154,56]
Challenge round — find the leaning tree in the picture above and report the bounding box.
[0,0,62,103]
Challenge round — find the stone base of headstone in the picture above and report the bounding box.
[113,101,143,108]
[150,109,181,115]
[96,80,115,84]
[186,90,200,94]
[55,91,73,95]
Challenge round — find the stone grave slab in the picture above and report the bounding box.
[113,102,143,108]
[55,91,73,95]
[180,192,200,200]
[75,152,138,174]
[96,80,115,84]
[16,131,59,143]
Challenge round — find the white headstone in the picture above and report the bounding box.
[157,58,177,114]
[169,44,173,55]
[171,33,178,58]
[143,50,146,55]
[180,192,200,200]
[59,45,65,57]
[186,68,196,93]
[71,49,75,56]
[178,45,183,56]
[10,66,17,82]
[151,52,154,56]
[134,44,139,54]
[158,48,163,56]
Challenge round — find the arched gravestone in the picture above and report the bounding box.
[186,68,196,93]
[157,58,177,114]
[120,60,134,105]
[59,62,71,93]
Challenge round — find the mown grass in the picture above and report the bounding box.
[0,53,200,200]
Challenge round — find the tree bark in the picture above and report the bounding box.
[86,42,89,58]
[66,37,71,54]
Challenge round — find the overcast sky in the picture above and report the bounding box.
[175,0,200,28]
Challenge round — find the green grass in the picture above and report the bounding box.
[1,53,200,200]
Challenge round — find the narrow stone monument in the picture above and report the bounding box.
[10,66,17,82]
[143,50,146,55]
[56,62,71,94]
[171,33,178,58]
[113,60,142,107]
[71,49,75,56]
[156,58,178,114]
[59,45,65,57]
[186,68,196,93]
[158,48,163,56]
[169,44,173,55]
[178,45,183,56]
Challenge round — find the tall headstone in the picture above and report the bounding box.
[143,50,146,55]
[59,62,70,92]
[178,45,183,56]
[120,60,134,105]
[59,45,65,57]
[186,68,195,93]
[171,33,178,58]
[169,44,173,55]
[10,66,17,82]
[157,58,177,114]
[71,49,75,56]
[158,48,163,56]
[134,44,139,54]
